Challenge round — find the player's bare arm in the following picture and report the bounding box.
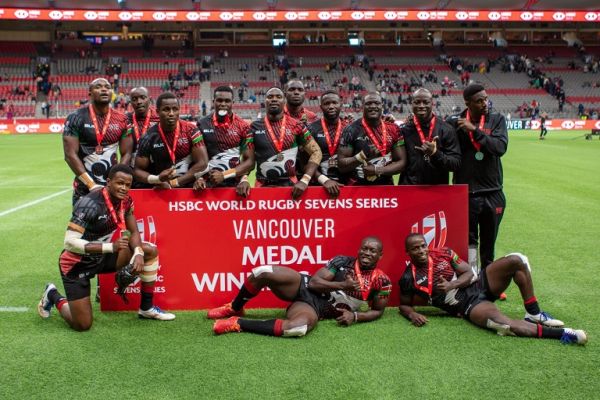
[398,292,429,327]
[307,267,360,293]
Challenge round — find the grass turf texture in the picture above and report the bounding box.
[0,130,598,400]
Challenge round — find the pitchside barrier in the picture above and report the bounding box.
[99,185,468,311]
[3,118,600,135]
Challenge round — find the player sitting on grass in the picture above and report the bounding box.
[398,233,586,345]
[207,236,391,337]
[37,164,175,331]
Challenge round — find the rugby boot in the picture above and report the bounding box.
[38,283,57,319]
[207,302,244,319]
[560,328,588,345]
[213,317,241,335]
[525,311,564,328]
[138,306,176,321]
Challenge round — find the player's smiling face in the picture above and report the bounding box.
[406,235,429,266]
[358,238,383,269]
[412,92,433,120]
[363,95,383,121]
[158,98,180,131]
[89,79,112,106]
[107,172,132,200]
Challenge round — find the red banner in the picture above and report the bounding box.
[0,118,63,135]
[0,8,598,22]
[99,185,468,311]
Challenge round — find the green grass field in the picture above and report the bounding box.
[1,130,599,400]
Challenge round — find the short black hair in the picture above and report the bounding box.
[362,91,382,103]
[156,92,179,109]
[404,233,425,250]
[463,84,485,101]
[108,164,134,179]
[320,90,341,100]
[213,86,234,97]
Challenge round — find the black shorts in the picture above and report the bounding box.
[58,250,119,301]
[461,268,497,321]
[291,274,333,319]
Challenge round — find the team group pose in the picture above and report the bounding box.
[36,77,586,345]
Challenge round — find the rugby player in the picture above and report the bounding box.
[63,77,131,205]
[125,87,160,167]
[37,164,175,331]
[337,92,406,185]
[208,237,391,337]
[398,233,586,345]
[242,87,322,199]
[446,84,508,282]
[283,79,318,125]
[196,86,255,192]
[399,88,461,185]
[133,92,209,189]
[305,90,351,197]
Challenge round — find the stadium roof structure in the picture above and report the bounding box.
[0,0,598,10]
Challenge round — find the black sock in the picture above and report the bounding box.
[524,298,541,315]
[540,326,564,340]
[231,283,259,311]
[238,319,277,336]
[140,291,153,311]
[48,289,64,305]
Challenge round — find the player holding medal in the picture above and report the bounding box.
[446,84,508,280]
[62,78,131,205]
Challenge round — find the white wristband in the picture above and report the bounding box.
[317,175,330,185]
[353,311,358,323]
[148,175,161,184]
[300,174,311,185]
[133,246,144,257]
[223,169,237,180]
[241,175,249,183]
[102,243,113,254]
[355,151,368,165]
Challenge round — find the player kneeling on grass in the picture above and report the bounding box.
[208,236,391,337]
[38,164,175,331]
[398,233,586,345]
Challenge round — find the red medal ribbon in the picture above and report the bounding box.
[132,111,151,142]
[412,256,434,296]
[361,118,388,157]
[465,111,486,152]
[353,260,373,301]
[101,187,126,231]
[212,112,231,129]
[413,115,436,144]
[157,121,181,165]
[284,105,302,119]
[89,104,112,150]
[321,118,342,156]
[264,115,287,153]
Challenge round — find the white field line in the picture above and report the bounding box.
[0,306,29,312]
[0,189,70,218]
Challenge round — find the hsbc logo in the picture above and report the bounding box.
[411,211,447,249]
[15,124,29,133]
[119,11,132,21]
[384,11,397,20]
[455,11,469,20]
[220,12,233,20]
[49,123,63,133]
[553,12,565,21]
[318,11,331,20]
[153,12,166,20]
[253,12,266,21]
[186,12,200,20]
[488,11,501,20]
[351,11,365,20]
[561,120,575,129]
[84,11,98,20]
[530,120,541,130]
[585,12,598,21]
[14,9,29,19]
[417,11,430,20]
[520,12,533,20]
[285,12,298,20]
[49,10,63,20]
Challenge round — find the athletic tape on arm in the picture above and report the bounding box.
[64,230,89,254]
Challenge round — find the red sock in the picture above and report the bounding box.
[273,319,284,337]
[56,299,67,312]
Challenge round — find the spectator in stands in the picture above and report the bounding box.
[6,103,14,120]
[578,104,585,116]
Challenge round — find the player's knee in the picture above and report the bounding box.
[140,260,158,283]
[251,265,273,278]
[71,319,93,332]
[142,242,158,259]
[506,252,531,272]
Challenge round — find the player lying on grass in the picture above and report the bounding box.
[37,164,175,331]
[207,236,391,337]
[399,233,587,345]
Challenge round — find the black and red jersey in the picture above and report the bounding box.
[339,118,404,185]
[249,116,312,185]
[126,108,160,153]
[307,117,350,181]
[284,106,319,125]
[136,120,204,178]
[197,112,252,172]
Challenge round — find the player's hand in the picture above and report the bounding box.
[436,276,453,293]
[291,181,308,200]
[408,311,429,327]
[193,177,207,191]
[415,137,438,158]
[342,275,360,292]
[323,180,342,197]
[382,114,395,124]
[457,118,476,132]
[363,164,378,177]
[158,167,176,182]
[112,237,130,253]
[154,182,172,190]
[335,309,355,326]
[236,181,251,198]
[131,254,144,273]
[208,169,225,185]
